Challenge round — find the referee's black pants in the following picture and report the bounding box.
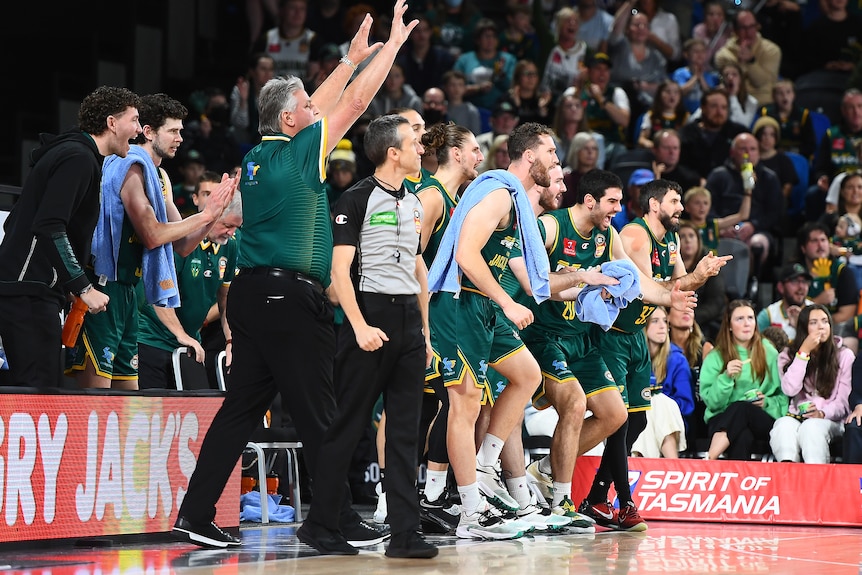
[305,292,426,537]
[178,273,358,526]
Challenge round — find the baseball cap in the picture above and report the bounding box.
[492,100,518,117]
[779,262,813,283]
[179,148,206,167]
[586,52,612,68]
[628,169,655,187]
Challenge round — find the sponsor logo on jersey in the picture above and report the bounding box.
[245,161,260,181]
[669,240,678,265]
[218,256,228,280]
[563,238,576,256]
[414,208,421,234]
[335,214,348,225]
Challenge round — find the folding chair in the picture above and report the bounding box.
[216,352,304,523]
[171,347,213,391]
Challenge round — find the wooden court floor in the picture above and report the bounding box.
[3,516,861,575]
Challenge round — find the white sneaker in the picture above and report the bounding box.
[517,501,572,532]
[526,460,553,501]
[456,500,526,540]
[373,482,387,524]
[476,461,519,512]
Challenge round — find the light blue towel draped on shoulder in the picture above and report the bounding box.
[427,169,550,303]
[94,145,180,307]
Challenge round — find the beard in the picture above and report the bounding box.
[660,212,680,232]
[539,189,561,212]
[529,156,552,187]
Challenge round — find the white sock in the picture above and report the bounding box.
[424,469,448,501]
[459,483,483,516]
[538,455,552,476]
[477,434,505,468]
[506,476,532,510]
[551,482,572,508]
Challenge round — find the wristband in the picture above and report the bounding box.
[226,339,232,345]
[78,284,94,296]
[796,351,810,361]
[339,55,358,71]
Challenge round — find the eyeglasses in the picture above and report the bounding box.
[522,70,538,77]
[424,100,446,107]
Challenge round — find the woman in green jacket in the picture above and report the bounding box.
[700,299,789,460]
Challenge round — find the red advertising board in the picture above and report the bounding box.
[0,393,239,543]
[573,455,862,526]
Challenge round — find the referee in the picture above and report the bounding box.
[298,114,436,558]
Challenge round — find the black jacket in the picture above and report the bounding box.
[0,131,102,305]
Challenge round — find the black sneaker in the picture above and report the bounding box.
[296,522,358,556]
[343,519,391,547]
[385,531,439,559]
[172,516,241,548]
[419,489,461,534]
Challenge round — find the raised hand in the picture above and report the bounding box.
[386,0,420,49]
[347,13,384,66]
[695,252,733,279]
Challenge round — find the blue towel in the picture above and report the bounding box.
[239,491,296,523]
[574,259,642,331]
[427,170,550,303]
[94,145,180,307]
[0,335,8,370]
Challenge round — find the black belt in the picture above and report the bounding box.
[360,292,417,304]
[238,267,324,294]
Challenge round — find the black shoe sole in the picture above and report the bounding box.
[296,525,359,556]
[385,546,440,559]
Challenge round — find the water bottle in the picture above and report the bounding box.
[62,296,88,348]
[741,153,755,192]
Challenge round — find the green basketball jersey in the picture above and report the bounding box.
[532,208,614,335]
[237,120,332,285]
[114,214,144,285]
[420,176,457,270]
[613,217,677,334]
[461,205,519,294]
[137,237,238,352]
[404,167,436,195]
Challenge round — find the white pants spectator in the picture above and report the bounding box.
[631,392,686,458]
[769,416,844,463]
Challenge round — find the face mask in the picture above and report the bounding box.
[424,109,445,124]
[208,104,230,125]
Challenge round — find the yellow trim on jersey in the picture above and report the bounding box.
[319,117,328,183]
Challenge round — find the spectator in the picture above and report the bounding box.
[246,0,281,53]
[260,0,317,80]
[542,7,589,101]
[171,148,207,218]
[809,89,862,221]
[507,60,553,126]
[822,172,862,289]
[761,325,791,354]
[576,0,614,55]
[498,2,540,63]
[324,139,358,211]
[753,116,798,204]
[306,0,347,47]
[476,100,519,160]
[137,174,241,390]
[700,299,788,460]
[230,52,276,151]
[757,262,814,344]
[677,220,726,340]
[0,87,138,388]
[612,168,653,231]
[478,133,510,173]
[442,70,481,136]
[717,62,758,129]
[753,79,817,161]
[678,88,748,180]
[631,306,695,458]
[682,185,750,256]
[800,0,862,78]
[714,9,781,105]
[842,351,862,463]
[552,91,589,164]
[454,18,518,111]
[609,9,668,112]
[691,0,732,68]
[368,63,423,117]
[425,0,484,59]
[672,38,721,115]
[771,304,853,463]
[580,52,631,166]
[561,132,600,208]
[636,80,688,149]
[306,43,344,93]
[422,87,449,127]
[397,15,455,99]
[633,0,682,63]
[651,129,702,191]
[181,87,244,177]
[797,221,860,344]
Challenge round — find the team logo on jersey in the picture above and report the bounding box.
[668,241,678,265]
[219,256,228,280]
[641,388,652,401]
[414,208,421,234]
[605,370,615,383]
[563,238,576,256]
[335,214,348,225]
[245,161,260,181]
[190,258,202,278]
[551,359,568,373]
[595,233,606,258]
[130,354,139,370]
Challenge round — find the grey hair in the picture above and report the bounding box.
[257,76,305,135]
[222,189,243,219]
[565,132,596,170]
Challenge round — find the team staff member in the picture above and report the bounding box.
[302,115,436,558]
[172,1,419,550]
[0,86,139,387]
[137,173,242,389]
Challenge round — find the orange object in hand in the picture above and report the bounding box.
[62,297,88,347]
